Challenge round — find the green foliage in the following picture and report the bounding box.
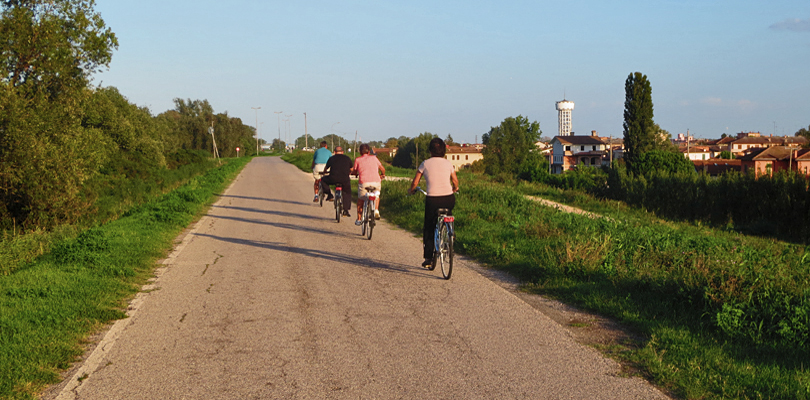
[603,163,810,242]
[391,132,436,169]
[795,125,810,142]
[719,150,734,159]
[623,72,656,173]
[482,115,541,177]
[0,0,118,99]
[631,149,695,175]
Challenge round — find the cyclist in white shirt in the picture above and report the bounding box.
[408,138,459,267]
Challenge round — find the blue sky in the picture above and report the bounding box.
[94,0,809,144]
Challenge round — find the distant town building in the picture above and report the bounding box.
[550,131,608,174]
[718,132,807,155]
[556,99,574,136]
[739,146,810,177]
[445,145,483,170]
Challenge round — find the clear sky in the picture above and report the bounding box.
[93,0,809,144]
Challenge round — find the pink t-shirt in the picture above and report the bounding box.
[418,157,454,196]
[353,154,383,185]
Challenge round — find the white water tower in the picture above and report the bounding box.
[556,99,574,136]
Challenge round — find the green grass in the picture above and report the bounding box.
[379,172,810,400]
[0,156,250,399]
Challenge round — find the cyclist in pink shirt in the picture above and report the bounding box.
[352,144,386,225]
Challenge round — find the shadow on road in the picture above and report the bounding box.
[209,204,328,222]
[193,232,433,278]
[205,213,358,238]
[216,194,316,207]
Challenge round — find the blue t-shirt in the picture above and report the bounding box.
[313,147,332,164]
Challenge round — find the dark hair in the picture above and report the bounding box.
[359,143,370,155]
[320,141,328,147]
[429,138,446,158]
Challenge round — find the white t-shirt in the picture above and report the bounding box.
[418,157,454,196]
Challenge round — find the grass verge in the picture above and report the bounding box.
[0,156,250,399]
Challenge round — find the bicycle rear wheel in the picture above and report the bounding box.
[439,222,453,279]
[318,183,324,207]
[335,191,342,222]
[361,200,368,236]
[366,202,374,240]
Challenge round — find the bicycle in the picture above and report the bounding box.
[333,183,344,223]
[413,187,455,279]
[317,176,325,207]
[360,186,378,240]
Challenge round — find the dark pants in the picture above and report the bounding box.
[320,176,352,212]
[423,194,455,259]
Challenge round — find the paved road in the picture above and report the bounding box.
[52,157,668,399]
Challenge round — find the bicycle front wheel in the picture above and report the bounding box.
[439,222,453,279]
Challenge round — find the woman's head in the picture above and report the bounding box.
[359,143,370,155]
[429,138,446,158]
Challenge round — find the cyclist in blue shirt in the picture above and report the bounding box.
[311,141,332,202]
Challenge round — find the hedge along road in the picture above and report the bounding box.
[49,157,668,400]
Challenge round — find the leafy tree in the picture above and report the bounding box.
[445,134,458,146]
[721,133,728,139]
[384,137,399,148]
[482,115,541,177]
[719,151,734,159]
[623,72,656,173]
[795,125,810,141]
[271,138,286,151]
[1,0,118,99]
[392,132,436,168]
[294,134,315,149]
[631,149,695,175]
[0,0,118,228]
[654,124,677,152]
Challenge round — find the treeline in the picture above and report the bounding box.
[1,85,255,231]
[0,1,257,231]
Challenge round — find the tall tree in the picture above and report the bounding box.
[1,0,118,99]
[623,72,656,172]
[0,0,118,228]
[795,125,810,142]
[482,115,541,176]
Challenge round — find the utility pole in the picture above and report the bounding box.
[304,112,308,149]
[354,130,358,155]
[252,107,261,155]
[285,114,293,151]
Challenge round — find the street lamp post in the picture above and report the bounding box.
[331,122,340,149]
[274,111,283,151]
[304,112,308,149]
[285,114,293,151]
[252,107,261,155]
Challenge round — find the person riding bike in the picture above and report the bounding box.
[352,143,385,226]
[311,141,332,202]
[319,146,352,217]
[407,138,459,267]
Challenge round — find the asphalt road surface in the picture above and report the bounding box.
[51,157,669,399]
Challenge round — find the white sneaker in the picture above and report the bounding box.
[374,210,380,219]
[355,220,362,226]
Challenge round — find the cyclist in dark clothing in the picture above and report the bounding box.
[320,146,353,216]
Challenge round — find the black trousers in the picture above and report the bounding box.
[320,176,352,212]
[423,194,455,259]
